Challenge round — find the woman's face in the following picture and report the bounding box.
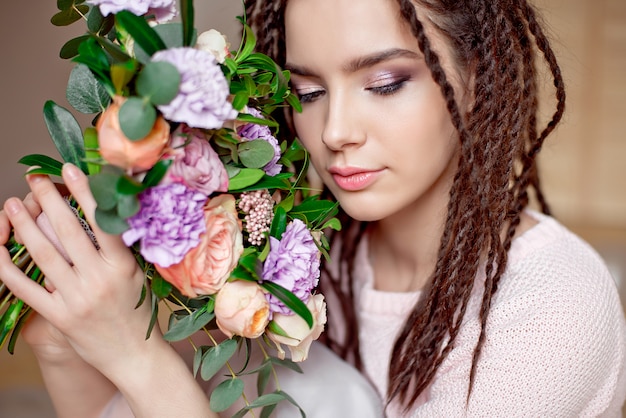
[285,0,466,222]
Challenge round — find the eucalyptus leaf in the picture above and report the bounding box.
[136,62,180,105]
[256,363,272,396]
[209,378,244,413]
[248,393,288,409]
[89,171,121,210]
[51,5,89,26]
[227,168,265,191]
[200,339,238,381]
[192,346,205,377]
[269,357,304,374]
[18,154,64,177]
[43,101,88,173]
[163,306,214,342]
[94,207,129,234]
[86,5,105,33]
[59,35,91,59]
[116,194,140,219]
[260,404,278,418]
[119,97,157,141]
[238,140,274,169]
[66,64,111,114]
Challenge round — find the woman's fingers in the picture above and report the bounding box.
[59,163,134,265]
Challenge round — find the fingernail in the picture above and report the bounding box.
[26,173,44,184]
[5,198,21,216]
[63,163,80,181]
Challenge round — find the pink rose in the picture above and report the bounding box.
[162,126,229,195]
[267,293,327,362]
[97,96,170,172]
[215,280,270,339]
[155,194,243,297]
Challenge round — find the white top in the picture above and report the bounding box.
[354,210,626,417]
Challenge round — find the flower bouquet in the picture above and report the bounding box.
[0,0,340,415]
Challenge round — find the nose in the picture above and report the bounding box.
[321,91,366,151]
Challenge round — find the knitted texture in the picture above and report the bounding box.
[354,211,626,417]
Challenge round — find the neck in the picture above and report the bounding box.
[368,198,448,293]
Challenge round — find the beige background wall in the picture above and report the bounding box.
[0,0,624,415]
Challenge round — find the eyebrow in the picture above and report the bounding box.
[285,48,420,77]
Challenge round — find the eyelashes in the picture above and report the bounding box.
[295,76,411,104]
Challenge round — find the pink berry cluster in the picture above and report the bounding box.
[238,189,274,246]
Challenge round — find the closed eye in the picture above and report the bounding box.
[297,89,326,104]
[367,78,408,96]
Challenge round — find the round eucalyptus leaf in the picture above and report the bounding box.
[238,140,274,169]
[94,208,129,235]
[209,378,244,413]
[119,97,157,141]
[136,61,181,105]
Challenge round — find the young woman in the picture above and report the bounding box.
[0,0,624,417]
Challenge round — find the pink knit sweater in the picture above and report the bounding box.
[355,211,626,417]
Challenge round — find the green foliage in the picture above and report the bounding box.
[42,101,88,174]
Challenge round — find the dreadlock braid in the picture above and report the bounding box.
[245,0,566,411]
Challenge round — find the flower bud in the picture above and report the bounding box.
[196,29,231,63]
[215,281,270,339]
[267,293,327,362]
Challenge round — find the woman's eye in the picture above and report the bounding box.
[368,78,408,96]
[297,89,325,104]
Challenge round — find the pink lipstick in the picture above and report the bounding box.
[329,167,383,191]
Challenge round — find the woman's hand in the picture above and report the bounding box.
[0,163,151,373]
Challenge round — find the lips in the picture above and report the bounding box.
[329,166,383,191]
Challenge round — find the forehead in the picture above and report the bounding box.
[284,0,418,62]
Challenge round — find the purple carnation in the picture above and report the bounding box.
[152,47,238,129]
[122,183,207,267]
[88,0,177,22]
[238,108,282,176]
[262,219,320,316]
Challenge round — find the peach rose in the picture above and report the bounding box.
[97,96,170,172]
[214,280,270,339]
[155,194,243,298]
[267,293,327,362]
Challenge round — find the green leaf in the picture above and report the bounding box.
[66,64,111,114]
[94,207,129,234]
[116,194,140,219]
[18,154,64,176]
[231,90,249,111]
[322,217,342,231]
[51,5,89,26]
[133,23,195,62]
[60,35,91,59]
[116,175,146,195]
[247,393,288,410]
[200,339,238,381]
[260,404,278,418]
[269,206,287,239]
[150,272,173,299]
[238,140,274,169]
[86,4,105,33]
[228,168,265,191]
[260,281,313,328]
[115,11,166,58]
[256,362,272,396]
[235,24,257,64]
[180,0,194,47]
[209,378,244,413]
[268,357,303,374]
[118,97,157,140]
[273,390,306,417]
[0,300,23,351]
[142,159,172,187]
[43,101,88,173]
[89,169,121,211]
[267,320,290,338]
[162,306,214,342]
[136,62,181,105]
[192,346,205,377]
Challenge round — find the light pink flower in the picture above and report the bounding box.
[267,293,327,362]
[155,194,243,297]
[97,96,170,172]
[215,281,270,339]
[196,29,231,63]
[161,126,228,195]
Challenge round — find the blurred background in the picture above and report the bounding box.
[0,0,624,416]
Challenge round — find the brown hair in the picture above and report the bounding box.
[245,0,566,410]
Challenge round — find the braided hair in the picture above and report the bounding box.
[245,0,566,410]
